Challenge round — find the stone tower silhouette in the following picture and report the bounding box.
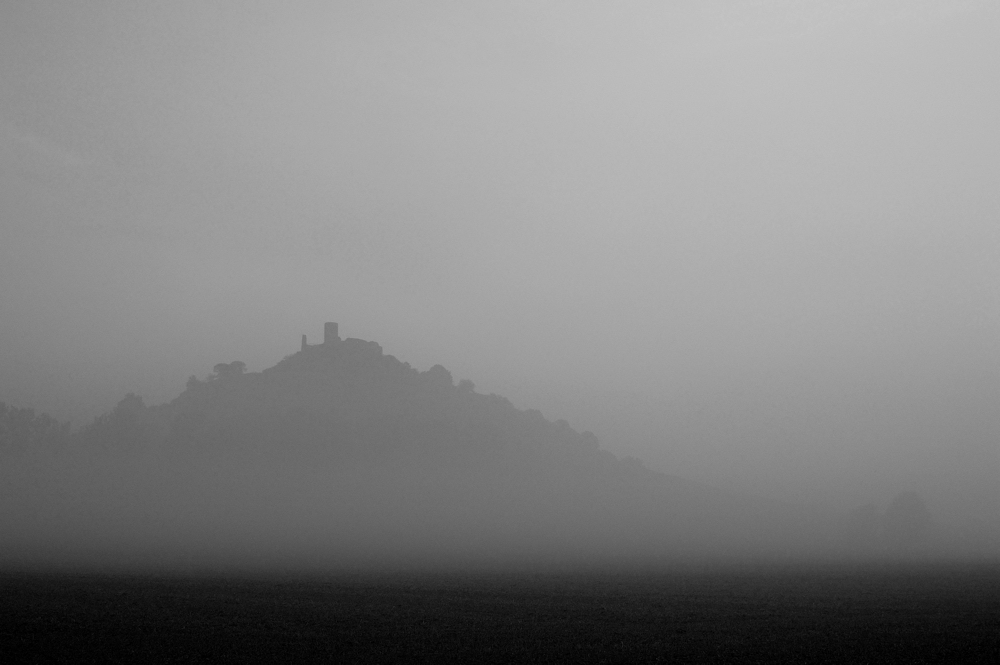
[324,322,339,345]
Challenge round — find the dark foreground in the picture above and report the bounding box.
[1,564,998,663]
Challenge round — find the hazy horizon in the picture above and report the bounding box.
[3,1,998,525]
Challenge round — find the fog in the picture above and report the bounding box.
[2,1,998,567]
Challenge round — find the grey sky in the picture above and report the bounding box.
[2,1,998,511]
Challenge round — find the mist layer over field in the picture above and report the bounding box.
[0,338,824,573]
[2,2,999,572]
[2,334,993,574]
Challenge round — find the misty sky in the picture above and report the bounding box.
[2,1,998,508]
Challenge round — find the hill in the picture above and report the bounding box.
[0,324,831,572]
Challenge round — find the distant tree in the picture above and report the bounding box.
[79,393,153,448]
[113,393,146,417]
[845,502,882,549]
[212,361,247,380]
[883,491,931,548]
[0,401,71,451]
[458,379,475,392]
[424,364,453,389]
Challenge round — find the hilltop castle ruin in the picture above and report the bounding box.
[301,322,340,351]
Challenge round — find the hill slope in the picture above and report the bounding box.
[1,332,830,571]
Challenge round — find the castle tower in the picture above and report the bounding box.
[324,322,339,345]
[301,334,307,351]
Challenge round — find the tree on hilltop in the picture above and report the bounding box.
[212,361,247,380]
[0,402,70,451]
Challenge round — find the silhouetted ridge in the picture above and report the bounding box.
[0,324,835,571]
[165,326,616,476]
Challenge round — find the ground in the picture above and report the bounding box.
[1,563,998,663]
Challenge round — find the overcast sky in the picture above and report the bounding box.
[2,1,998,509]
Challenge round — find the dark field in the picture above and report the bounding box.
[1,564,998,663]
